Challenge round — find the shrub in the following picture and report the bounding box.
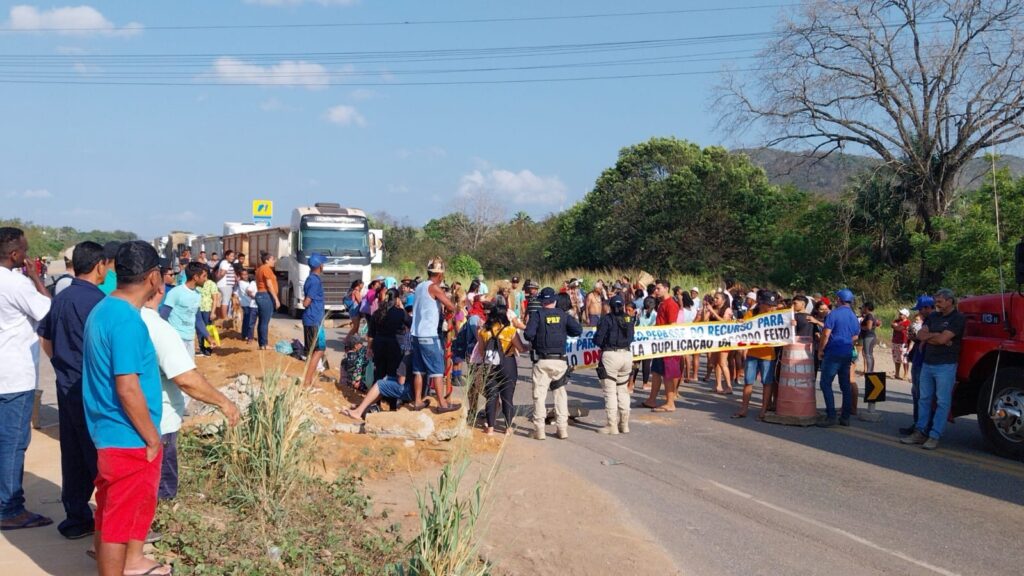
[448,255,483,279]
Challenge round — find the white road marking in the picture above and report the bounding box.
[609,442,663,464]
[707,480,961,576]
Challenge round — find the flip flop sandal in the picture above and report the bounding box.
[0,512,52,531]
[731,413,746,419]
[436,404,461,414]
[123,564,173,576]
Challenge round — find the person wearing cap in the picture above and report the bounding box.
[584,280,607,326]
[510,276,525,319]
[98,241,121,295]
[301,253,327,387]
[409,257,461,413]
[816,288,860,427]
[0,227,53,533]
[593,294,635,435]
[899,296,935,435]
[36,241,107,539]
[524,287,583,439]
[733,290,780,420]
[901,289,965,450]
[523,279,541,322]
[891,308,911,381]
[81,241,171,576]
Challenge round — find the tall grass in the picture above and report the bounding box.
[391,434,509,576]
[213,368,315,519]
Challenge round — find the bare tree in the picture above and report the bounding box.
[450,189,505,252]
[717,0,1024,285]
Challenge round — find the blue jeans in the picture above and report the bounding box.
[411,337,445,379]
[241,307,256,341]
[818,354,853,420]
[0,390,35,520]
[916,363,957,439]
[255,292,274,348]
[910,359,923,426]
[745,357,775,386]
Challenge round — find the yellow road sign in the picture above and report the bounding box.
[252,200,273,219]
[865,372,886,402]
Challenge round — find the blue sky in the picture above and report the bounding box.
[0,1,781,239]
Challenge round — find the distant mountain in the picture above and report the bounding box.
[735,148,1024,197]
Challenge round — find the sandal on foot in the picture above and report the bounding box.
[123,564,173,576]
[436,404,461,414]
[1,511,52,531]
[730,413,746,419]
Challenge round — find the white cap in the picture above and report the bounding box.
[746,291,757,301]
[899,308,910,316]
[690,286,700,293]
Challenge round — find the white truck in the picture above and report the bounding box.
[244,203,382,317]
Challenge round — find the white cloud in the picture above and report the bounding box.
[5,188,52,199]
[245,0,359,6]
[7,5,143,36]
[212,57,331,89]
[325,104,366,127]
[457,168,567,205]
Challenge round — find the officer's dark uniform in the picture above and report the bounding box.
[524,288,582,439]
[593,296,635,434]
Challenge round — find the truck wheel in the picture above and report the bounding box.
[977,366,1024,459]
[288,285,301,319]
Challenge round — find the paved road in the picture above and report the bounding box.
[295,315,1024,576]
[515,361,1023,575]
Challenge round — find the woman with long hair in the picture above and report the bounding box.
[629,296,658,393]
[345,278,364,334]
[367,288,409,380]
[705,291,734,394]
[351,278,381,337]
[677,291,700,383]
[477,301,525,435]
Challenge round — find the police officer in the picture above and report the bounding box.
[524,287,582,440]
[593,294,635,435]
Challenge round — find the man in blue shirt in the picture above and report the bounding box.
[161,262,207,358]
[302,253,326,387]
[36,241,106,540]
[816,288,861,427]
[82,241,169,576]
[97,241,119,296]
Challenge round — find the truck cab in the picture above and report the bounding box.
[282,203,380,317]
[954,242,1024,458]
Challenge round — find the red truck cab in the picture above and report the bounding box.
[952,248,1024,459]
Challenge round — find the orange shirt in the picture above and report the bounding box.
[255,264,277,294]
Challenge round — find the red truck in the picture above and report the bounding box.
[954,245,1024,459]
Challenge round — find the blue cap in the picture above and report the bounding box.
[308,253,325,269]
[609,294,624,307]
[538,287,557,302]
[912,295,935,310]
[836,289,855,304]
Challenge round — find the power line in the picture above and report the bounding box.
[0,4,797,33]
[0,67,761,87]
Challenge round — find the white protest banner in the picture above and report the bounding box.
[564,309,796,368]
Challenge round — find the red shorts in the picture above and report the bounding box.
[95,447,162,544]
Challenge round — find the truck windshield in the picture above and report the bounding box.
[300,226,369,259]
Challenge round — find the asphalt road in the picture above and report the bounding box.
[283,314,1024,576]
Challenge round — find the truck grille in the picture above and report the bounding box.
[321,271,361,308]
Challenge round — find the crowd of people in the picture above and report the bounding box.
[0,226,967,574]
[1,228,240,576]
[334,262,965,452]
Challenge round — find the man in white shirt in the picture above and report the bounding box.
[141,286,239,502]
[215,250,237,321]
[0,227,53,531]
